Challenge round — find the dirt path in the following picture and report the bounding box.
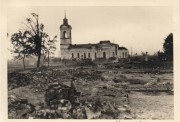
[129,91,173,119]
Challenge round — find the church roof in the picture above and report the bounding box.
[67,41,128,50]
[118,47,128,50]
[68,44,97,49]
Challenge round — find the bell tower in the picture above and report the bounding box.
[60,11,72,59]
[60,11,72,45]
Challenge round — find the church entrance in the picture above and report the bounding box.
[103,52,106,59]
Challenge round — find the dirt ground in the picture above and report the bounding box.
[8,62,174,119]
[129,92,173,119]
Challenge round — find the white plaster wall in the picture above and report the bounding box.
[117,50,129,58]
[60,44,129,60]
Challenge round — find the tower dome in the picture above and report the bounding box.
[60,11,72,29]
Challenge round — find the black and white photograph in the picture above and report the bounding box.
[1,0,179,121]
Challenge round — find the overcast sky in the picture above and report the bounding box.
[7,6,172,58]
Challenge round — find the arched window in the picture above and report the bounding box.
[95,53,97,59]
[84,53,86,59]
[63,31,67,38]
[72,53,74,58]
[125,52,127,57]
[88,53,91,58]
[77,53,80,58]
[103,52,106,59]
[113,52,115,57]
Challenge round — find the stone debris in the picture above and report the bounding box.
[85,106,101,119]
[8,96,35,119]
[8,66,173,119]
[8,72,32,90]
[113,75,127,83]
[73,70,101,80]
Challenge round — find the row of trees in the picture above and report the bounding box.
[10,13,57,69]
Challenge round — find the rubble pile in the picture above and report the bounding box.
[8,72,32,90]
[126,77,173,95]
[8,67,103,92]
[127,78,147,85]
[143,79,173,91]
[45,82,81,108]
[34,81,86,119]
[122,69,173,75]
[73,70,101,81]
[101,71,173,95]
[113,75,127,83]
[8,95,35,119]
[34,80,131,119]
[8,65,173,119]
[8,67,73,91]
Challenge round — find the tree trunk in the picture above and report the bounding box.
[23,56,25,69]
[36,15,41,68]
[37,53,41,68]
